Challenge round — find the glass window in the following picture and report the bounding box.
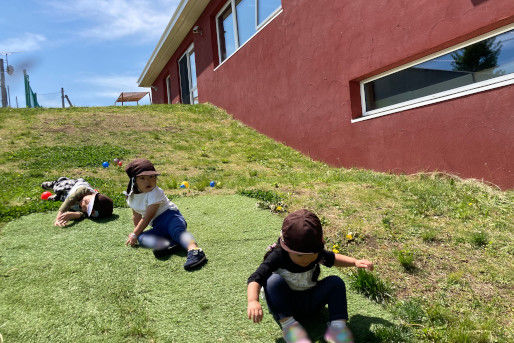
[218,5,236,61]
[362,28,514,116]
[178,46,198,105]
[189,51,198,104]
[236,0,256,46]
[258,0,281,25]
[216,0,281,63]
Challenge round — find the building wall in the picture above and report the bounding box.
[152,0,514,188]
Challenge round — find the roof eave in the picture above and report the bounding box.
[138,0,210,87]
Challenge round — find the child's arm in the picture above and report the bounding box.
[334,253,374,270]
[247,281,264,323]
[55,211,84,226]
[126,204,160,246]
[54,186,90,226]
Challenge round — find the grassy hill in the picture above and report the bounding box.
[0,104,512,342]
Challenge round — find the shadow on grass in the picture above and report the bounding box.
[273,309,395,342]
[92,213,120,224]
[62,213,119,229]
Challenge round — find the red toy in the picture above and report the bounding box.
[118,161,123,166]
[41,191,52,200]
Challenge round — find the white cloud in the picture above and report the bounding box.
[0,33,46,52]
[83,75,150,98]
[47,0,180,42]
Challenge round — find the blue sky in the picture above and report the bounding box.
[0,0,179,107]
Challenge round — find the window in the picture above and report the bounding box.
[165,75,172,104]
[216,0,281,63]
[358,25,514,121]
[178,45,198,104]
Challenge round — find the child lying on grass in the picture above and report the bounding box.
[247,209,373,343]
[42,177,113,227]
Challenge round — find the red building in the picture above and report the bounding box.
[138,0,514,189]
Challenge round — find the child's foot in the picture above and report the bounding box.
[324,321,354,343]
[153,243,179,259]
[41,181,54,189]
[183,248,207,270]
[283,321,311,343]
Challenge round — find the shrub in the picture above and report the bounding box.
[470,229,489,248]
[394,298,426,324]
[349,269,392,303]
[396,249,416,272]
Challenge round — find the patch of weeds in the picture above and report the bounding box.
[349,269,392,303]
[162,178,178,190]
[382,216,393,230]
[238,188,283,203]
[372,323,413,343]
[421,228,439,243]
[248,170,258,177]
[425,302,453,326]
[393,298,426,324]
[446,271,468,287]
[447,317,498,343]
[319,215,330,227]
[395,249,417,273]
[3,145,130,171]
[238,188,287,213]
[150,132,161,141]
[470,229,489,248]
[341,207,358,217]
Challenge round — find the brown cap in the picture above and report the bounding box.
[125,158,160,178]
[280,209,324,254]
[89,193,113,218]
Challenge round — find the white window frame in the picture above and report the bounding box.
[165,75,172,104]
[354,23,514,123]
[215,0,282,69]
[179,44,198,104]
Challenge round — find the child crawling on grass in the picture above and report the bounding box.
[42,177,113,227]
[247,209,374,343]
[124,158,207,270]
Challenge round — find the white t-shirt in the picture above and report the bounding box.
[126,186,178,225]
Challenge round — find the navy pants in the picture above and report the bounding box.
[264,273,349,323]
[137,209,194,250]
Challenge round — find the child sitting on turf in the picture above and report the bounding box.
[124,158,207,270]
[42,177,114,227]
[247,209,374,343]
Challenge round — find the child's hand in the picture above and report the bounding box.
[247,300,263,323]
[355,259,374,271]
[126,233,138,246]
[54,218,67,227]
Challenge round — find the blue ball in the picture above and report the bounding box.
[209,181,216,187]
[102,161,109,168]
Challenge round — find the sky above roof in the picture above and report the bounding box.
[0,0,179,108]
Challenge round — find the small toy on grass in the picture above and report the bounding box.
[113,158,119,164]
[118,160,123,167]
[102,161,109,168]
[41,191,52,200]
[209,181,216,187]
[179,181,190,189]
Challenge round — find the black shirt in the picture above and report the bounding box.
[248,242,335,291]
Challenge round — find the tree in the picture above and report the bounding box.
[451,37,503,74]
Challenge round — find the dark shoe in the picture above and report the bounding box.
[184,249,207,270]
[153,243,179,259]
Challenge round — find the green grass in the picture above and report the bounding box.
[0,195,395,342]
[0,104,513,342]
